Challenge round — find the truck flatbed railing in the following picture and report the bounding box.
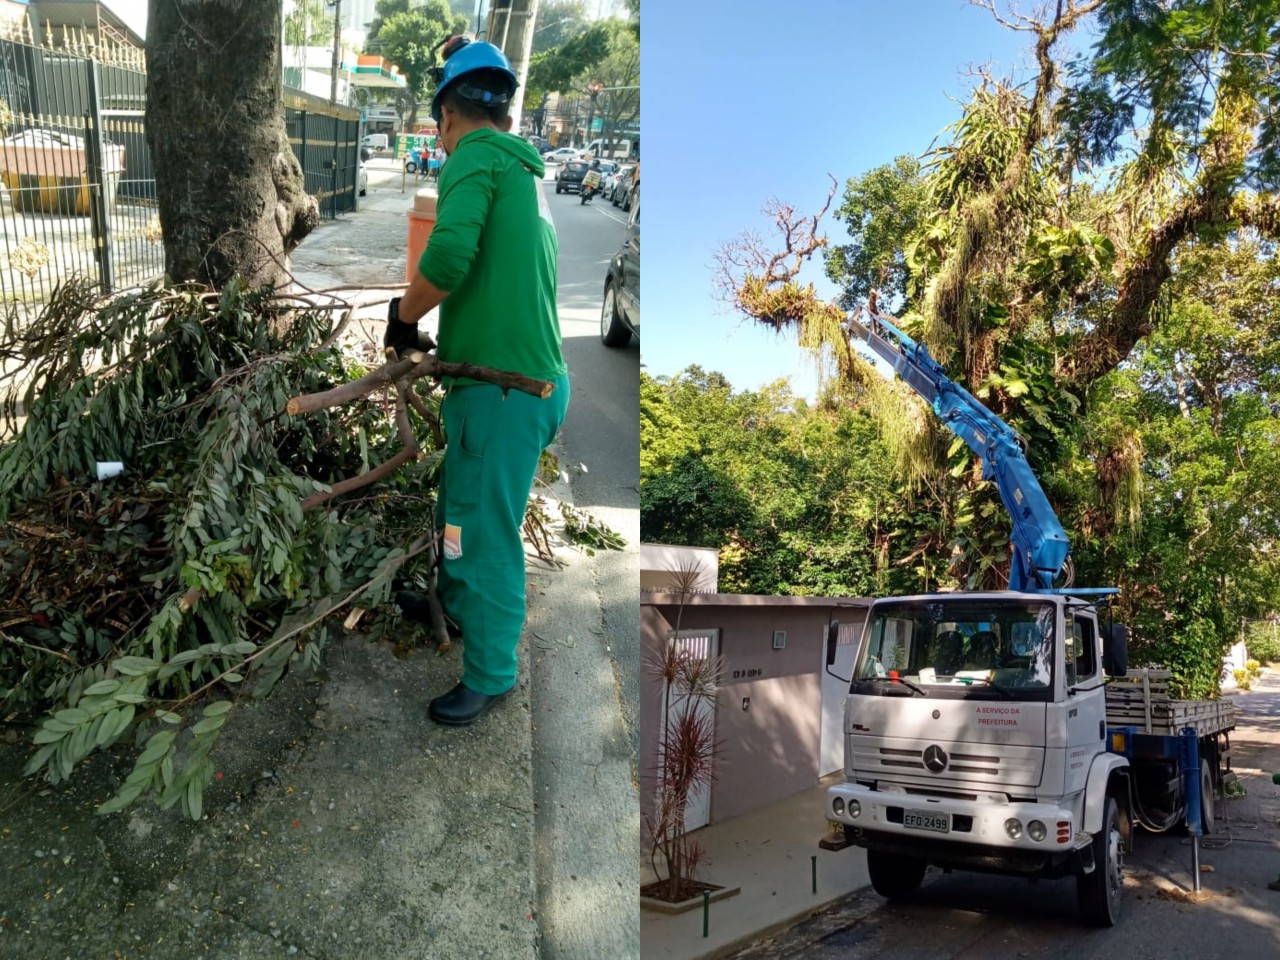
[1105,668,1239,736]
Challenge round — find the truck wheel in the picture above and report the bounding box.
[866,849,926,901]
[1199,758,1215,835]
[1077,794,1124,927]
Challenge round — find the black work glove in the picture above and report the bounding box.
[384,297,421,356]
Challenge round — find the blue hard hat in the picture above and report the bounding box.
[429,38,518,124]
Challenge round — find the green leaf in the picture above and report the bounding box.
[202,700,233,717]
[191,715,227,737]
[137,733,175,766]
[94,709,122,747]
[1004,379,1029,398]
[22,743,58,776]
[113,693,148,705]
[114,656,159,677]
[83,679,122,697]
[125,764,156,787]
[101,705,135,746]
[253,666,286,700]
[96,783,144,815]
[187,779,203,821]
[53,707,91,725]
[56,740,75,780]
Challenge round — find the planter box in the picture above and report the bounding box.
[639,881,740,915]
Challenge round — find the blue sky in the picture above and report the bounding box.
[643,0,1062,399]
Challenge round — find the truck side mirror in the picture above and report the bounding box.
[826,621,840,666]
[1105,623,1129,677]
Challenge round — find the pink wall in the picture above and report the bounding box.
[640,595,868,832]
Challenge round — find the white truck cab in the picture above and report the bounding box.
[826,591,1129,925]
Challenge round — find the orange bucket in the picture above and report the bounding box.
[406,188,438,283]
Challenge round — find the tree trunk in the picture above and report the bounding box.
[146,0,319,289]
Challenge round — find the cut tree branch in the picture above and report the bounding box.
[287,352,554,417]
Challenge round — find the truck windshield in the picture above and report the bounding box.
[856,599,1055,700]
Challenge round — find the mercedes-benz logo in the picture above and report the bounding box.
[923,745,949,774]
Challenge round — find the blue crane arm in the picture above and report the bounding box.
[847,307,1070,591]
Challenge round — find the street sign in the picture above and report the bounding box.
[591,117,603,132]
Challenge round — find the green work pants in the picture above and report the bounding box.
[436,375,570,695]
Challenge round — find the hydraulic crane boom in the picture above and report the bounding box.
[846,305,1069,591]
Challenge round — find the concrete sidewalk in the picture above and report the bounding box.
[640,774,870,960]
[0,158,632,960]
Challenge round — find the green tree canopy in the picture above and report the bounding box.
[525,21,610,104]
[531,0,590,56]
[698,0,1280,693]
[374,0,470,127]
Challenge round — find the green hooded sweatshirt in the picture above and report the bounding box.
[418,129,567,384]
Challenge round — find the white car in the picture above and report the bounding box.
[541,147,580,164]
[602,164,632,202]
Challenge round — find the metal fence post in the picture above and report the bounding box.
[300,109,308,210]
[83,56,113,292]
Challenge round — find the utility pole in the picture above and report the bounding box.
[329,0,343,106]
[487,0,539,134]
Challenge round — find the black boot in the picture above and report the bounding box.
[428,683,509,726]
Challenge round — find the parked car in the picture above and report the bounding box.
[555,159,591,193]
[603,164,633,203]
[542,147,580,164]
[611,165,637,210]
[526,134,552,154]
[361,133,389,152]
[601,186,638,347]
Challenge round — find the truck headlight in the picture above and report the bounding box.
[833,797,845,817]
[849,799,861,818]
[1004,818,1023,840]
[1028,820,1047,842]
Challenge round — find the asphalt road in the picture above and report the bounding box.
[729,679,1280,960]
[527,171,641,960]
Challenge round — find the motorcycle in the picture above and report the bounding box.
[580,171,602,204]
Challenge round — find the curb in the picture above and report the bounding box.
[678,885,874,960]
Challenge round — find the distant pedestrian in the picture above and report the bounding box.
[385,37,569,726]
[428,145,444,182]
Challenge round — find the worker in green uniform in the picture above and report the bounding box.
[386,37,570,726]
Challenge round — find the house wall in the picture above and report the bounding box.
[640,595,868,832]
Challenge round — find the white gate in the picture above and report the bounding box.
[659,628,720,832]
[820,619,862,777]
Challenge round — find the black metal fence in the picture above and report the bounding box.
[0,27,361,312]
[285,90,361,221]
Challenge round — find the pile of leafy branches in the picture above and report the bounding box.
[0,278,577,818]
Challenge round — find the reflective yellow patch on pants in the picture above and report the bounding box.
[443,523,463,560]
